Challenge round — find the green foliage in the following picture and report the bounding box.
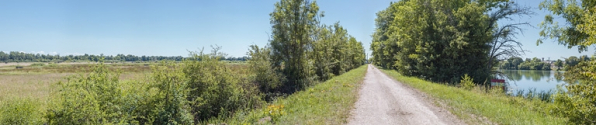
[247,45,285,96]
[269,0,321,92]
[500,57,558,70]
[460,74,475,90]
[549,59,596,124]
[554,59,563,70]
[210,65,368,124]
[372,0,496,83]
[45,61,145,124]
[30,62,45,66]
[0,98,43,125]
[184,48,262,122]
[44,48,263,124]
[538,0,596,52]
[0,51,187,63]
[268,0,365,93]
[144,61,194,124]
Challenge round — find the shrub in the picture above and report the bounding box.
[142,61,194,124]
[184,49,262,123]
[549,60,596,124]
[247,45,285,98]
[45,62,136,124]
[41,48,264,124]
[460,74,475,90]
[0,98,43,124]
[30,63,45,66]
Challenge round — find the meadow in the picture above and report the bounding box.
[0,60,255,124]
[0,62,152,101]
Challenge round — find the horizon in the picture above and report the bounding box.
[1,0,593,60]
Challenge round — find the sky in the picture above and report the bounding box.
[0,0,592,60]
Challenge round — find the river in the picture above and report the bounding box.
[499,70,566,94]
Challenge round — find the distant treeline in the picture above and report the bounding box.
[0,51,250,63]
[499,55,592,70]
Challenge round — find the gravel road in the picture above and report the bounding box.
[347,64,464,125]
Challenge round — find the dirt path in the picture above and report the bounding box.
[347,64,464,125]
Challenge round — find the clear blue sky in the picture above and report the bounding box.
[0,0,591,60]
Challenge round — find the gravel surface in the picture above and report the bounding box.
[347,65,465,125]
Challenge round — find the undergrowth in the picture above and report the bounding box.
[207,65,368,124]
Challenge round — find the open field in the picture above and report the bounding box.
[0,62,163,102]
[0,73,146,101]
[0,62,249,101]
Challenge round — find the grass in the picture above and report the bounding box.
[378,68,568,124]
[0,63,153,120]
[208,65,368,124]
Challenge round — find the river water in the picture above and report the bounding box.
[499,70,566,94]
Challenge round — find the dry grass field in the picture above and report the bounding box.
[0,63,153,101]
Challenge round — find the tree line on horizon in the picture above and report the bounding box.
[0,51,254,63]
[499,55,593,70]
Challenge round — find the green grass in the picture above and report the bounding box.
[208,65,368,124]
[379,68,567,125]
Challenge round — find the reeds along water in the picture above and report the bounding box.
[509,88,554,102]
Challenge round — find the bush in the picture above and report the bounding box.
[549,60,596,124]
[184,49,262,123]
[247,45,285,99]
[460,74,475,90]
[45,62,137,124]
[143,61,194,124]
[0,98,43,124]
[30,63,45,66]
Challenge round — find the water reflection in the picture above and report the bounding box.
[500,70,565,94]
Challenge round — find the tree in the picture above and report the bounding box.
[486,1,533,75]
[565,56,580,68]
[537,0,596,52]
[370,1,401,69]
[554,59,563,70]
[269,0,322,92]
[510,57,524,69]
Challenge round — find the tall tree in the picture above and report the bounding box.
[269,0,322,92]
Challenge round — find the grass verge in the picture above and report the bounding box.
[379,68,567,125]
[208,65,368,124]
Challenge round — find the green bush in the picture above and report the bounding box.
[30,63,45,66]
[142,61,194,124]
[549,60,596,124]
[460,74,475,90]
[44,48,263,124]
[184,49,262,123]
[45,62,137,124]
[247,45,285,98]
[0,98,43,124]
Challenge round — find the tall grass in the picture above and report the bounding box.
[208,65,368,124]
[510,88,554,102]
[379,68,567,125]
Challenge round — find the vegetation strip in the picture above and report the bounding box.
[379,68,567,125]
[210,65,368,124]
